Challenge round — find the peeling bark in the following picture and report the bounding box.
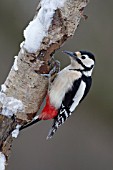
[0,0,89,168]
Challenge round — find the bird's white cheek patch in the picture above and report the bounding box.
[70,81,86,112]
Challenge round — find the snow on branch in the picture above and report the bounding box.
[11,124,21,138]
[0,152,6,170]
[0,92,24,118]
[13,56,18,71]
[24,0,66,53]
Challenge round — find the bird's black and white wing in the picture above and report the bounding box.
[47,75,92,139]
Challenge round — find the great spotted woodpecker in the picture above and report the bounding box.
[20,50,95,139]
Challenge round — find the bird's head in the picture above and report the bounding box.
[63,50,95,75]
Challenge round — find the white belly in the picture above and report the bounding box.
[49,66,82,109]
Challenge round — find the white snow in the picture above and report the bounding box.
[20,41,25,54]
[13,56,18,71]
[24,0,66,53]
[12,124,21,138]
[0,92,24,118]
[20,41,24,48]
[1,84,7,93]
[0,152,6,170]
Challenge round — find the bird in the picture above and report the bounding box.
[20,50,95,139]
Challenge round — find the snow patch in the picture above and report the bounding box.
[0,92,24,118]
[20,41,25,54]
[1,84,7,93]
[24,0,66,53]
[0,152,6,170]
[12,124,21,138]
[20,41,24,48]
[13,56,18,71]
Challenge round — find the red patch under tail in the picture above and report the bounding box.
[39,95,58,120]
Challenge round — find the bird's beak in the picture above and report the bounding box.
[62,50,76,58]
[62,50,76,57]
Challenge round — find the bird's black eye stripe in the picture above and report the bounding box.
[81,55,86,59]
[80,51,95,62]
[76,57,93,71]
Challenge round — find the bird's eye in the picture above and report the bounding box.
[81,55,86,59]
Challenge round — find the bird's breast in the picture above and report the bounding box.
[49,68,82,109]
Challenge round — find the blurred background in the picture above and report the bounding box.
[0,0,113,170]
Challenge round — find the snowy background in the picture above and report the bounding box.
[0,0,113,170]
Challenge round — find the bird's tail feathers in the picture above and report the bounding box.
[47,126,58,139]
[20,115,41,131]
[47,120,60,139]
[47,106,72,139]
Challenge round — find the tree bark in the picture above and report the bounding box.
[0,0,89,168]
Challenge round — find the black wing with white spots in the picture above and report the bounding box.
[47,75,92,139]
[47,78,81,139]
[47,104,71,139]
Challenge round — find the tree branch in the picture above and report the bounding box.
[0,0,89,169]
